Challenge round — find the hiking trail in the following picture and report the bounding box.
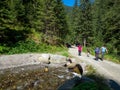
[69,47,120,89]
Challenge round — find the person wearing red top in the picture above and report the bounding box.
[77,44,82,56]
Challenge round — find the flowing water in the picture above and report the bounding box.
[0,64,73,90]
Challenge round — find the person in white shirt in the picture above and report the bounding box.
[101,45,108,60]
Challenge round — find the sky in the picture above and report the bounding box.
[62,0,75,6]
[62,0,94,6]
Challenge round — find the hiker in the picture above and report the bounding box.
[77,44,82,56]
[100,45,108,60]
[94,47,100,60]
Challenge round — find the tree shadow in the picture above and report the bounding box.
[109,80,120,90]
[85,74,120,90]
[58,74,120,90]
[0,29,29,46]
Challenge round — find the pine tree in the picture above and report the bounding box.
[42,0,58,45]
[92,0,104,46]
[0,0,19,44]
[101,0,120,54]
[79,0,93,46]
[71,0,81,43]
[18,0,45,43]
[92,0,120,55]
[54,0,69,43]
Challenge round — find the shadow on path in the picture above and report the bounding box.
[58,76,95,90]
[109,80,120,90]
[58,74,120,90]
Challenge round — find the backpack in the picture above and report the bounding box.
[101,47,106,53]
[95,47,100,53]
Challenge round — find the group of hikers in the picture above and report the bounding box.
[77,43,108,61]
[94,45,108,61]
[59,43,108,90]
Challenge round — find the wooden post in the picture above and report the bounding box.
[83,38,86,47]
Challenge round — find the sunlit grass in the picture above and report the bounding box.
[85,65,96,74]
[105,54,120,64]
[0,40,69,57]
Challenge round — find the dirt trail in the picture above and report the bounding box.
[68,47,120,87]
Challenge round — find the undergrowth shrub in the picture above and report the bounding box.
[0,45,9,54]
[0,40,68,56]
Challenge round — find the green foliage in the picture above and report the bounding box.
[85,65,96,74]
[0,0,69,46]
[42,0,69,45]
[0,46,5,53]
[92,0,120,55]
[0,40,68,55]
[61,51,69,57]
[0,0,119,60]
[56,49,69,57]
[105,54,120,63]
[0,45,9,54]
[55,0,69,41]
[66,0,119,56]
[83,46,95,56]
[7,40,39,54]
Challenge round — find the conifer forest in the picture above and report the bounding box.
[0,0,120,57]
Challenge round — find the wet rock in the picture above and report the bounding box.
[58,75,64,79]
[17,86,23,90]
[34,80,40,86]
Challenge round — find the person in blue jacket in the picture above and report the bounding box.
[94,47,100,60]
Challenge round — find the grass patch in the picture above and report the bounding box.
[105,54,120,63]
[0,40,69,56]
[82,47,95,55]
[85,65,96,74]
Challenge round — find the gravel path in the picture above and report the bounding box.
[69,47,120,89]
